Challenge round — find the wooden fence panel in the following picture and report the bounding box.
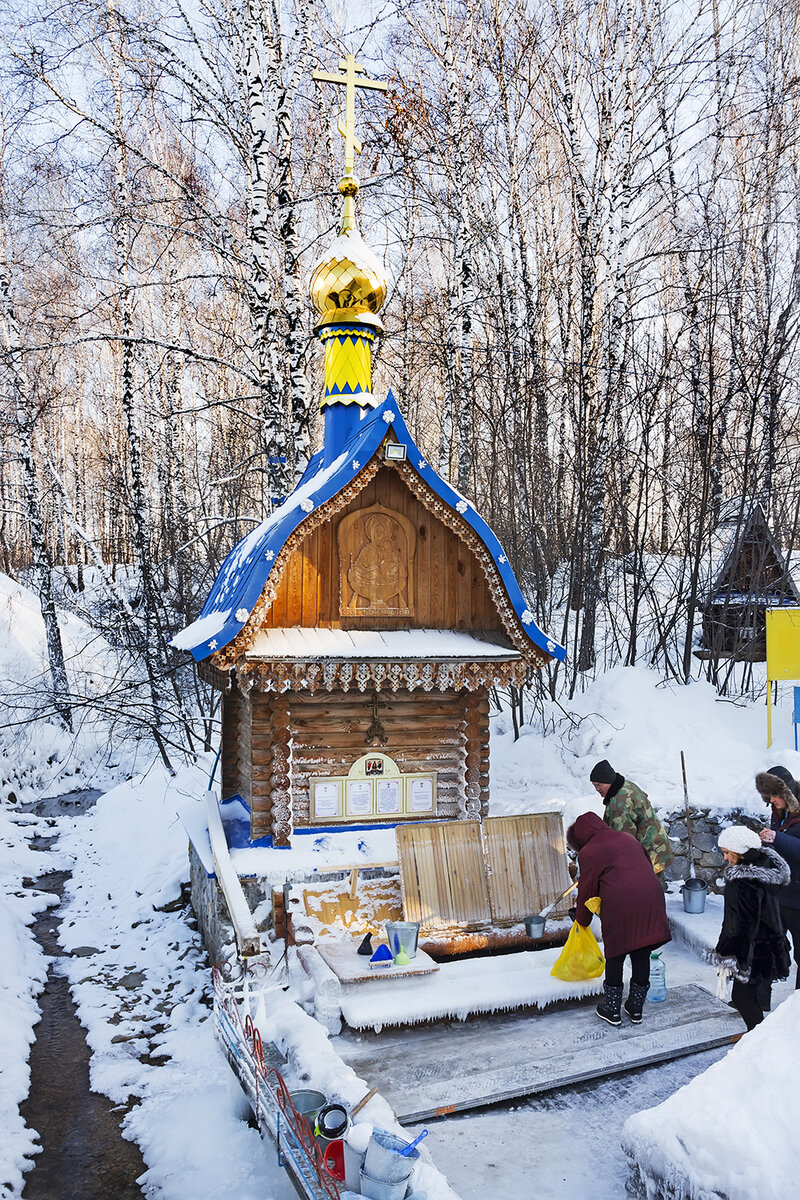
[397,822,491,931]
[483,814,573,924]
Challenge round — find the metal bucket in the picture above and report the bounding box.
[364,1128,419,1184]
[290,1089,326,1133]
[385,921,420,960]
[360,1167,410,1200]
[524,914,546,938]
[681,878,707,914]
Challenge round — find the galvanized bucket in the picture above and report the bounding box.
[385,921,420,960]
[681,877,707,913]
[524,914,546,938]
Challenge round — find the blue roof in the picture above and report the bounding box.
[172,392,565,664]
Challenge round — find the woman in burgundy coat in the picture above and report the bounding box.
[567,811,671,1027]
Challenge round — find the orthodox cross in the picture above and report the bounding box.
[312,55,388,178]
[364,691,388,746]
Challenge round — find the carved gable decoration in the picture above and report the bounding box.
[337,504,416,617]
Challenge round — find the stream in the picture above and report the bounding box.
[20,789,148,1199]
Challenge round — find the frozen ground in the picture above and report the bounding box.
[2,572,800,1199]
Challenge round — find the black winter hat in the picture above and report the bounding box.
[590,759,616,784]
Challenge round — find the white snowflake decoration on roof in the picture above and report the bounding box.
[300,498,314,512]
[418,459,427,470]
[352,459,360,470]
[382,410,395,422]
[498,554,507,564]
[208,639,218,650]
[546,639,556,653]
[456,500,468,514]
[264,549,274,561]
[235,608,249,623]
[521,609,534,625]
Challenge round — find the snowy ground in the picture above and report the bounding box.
[3,573,800,1199]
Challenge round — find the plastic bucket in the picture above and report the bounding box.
[364,1129,418,1184]
[290,1089,326,1133]
[360,1167,411,1200]
[385,922,420,960]
[524,914,546,938]
[316,1102,349,1144]
[681,878,707,914]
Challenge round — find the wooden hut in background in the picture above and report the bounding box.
[696,503,800,661]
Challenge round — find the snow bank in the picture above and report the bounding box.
[622,992,800,1200]
[0,573,147,804]
[491,663,799,822]
[54,759,294,1200]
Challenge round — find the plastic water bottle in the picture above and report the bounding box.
[649,951,667,1002]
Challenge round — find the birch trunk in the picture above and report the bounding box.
[0,265,73,730]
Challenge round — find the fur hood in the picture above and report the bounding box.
[755,770,800,814]
[724,845,791,888]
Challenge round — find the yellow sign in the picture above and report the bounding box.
[765,608,800,745]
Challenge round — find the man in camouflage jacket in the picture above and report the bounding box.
[589,759,675,874]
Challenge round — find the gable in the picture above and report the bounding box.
[710,505,800,605]
[257,465,502,633]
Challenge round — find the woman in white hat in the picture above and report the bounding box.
[713,825,791,1030]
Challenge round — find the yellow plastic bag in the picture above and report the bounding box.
[585,895,602,915]
[550,920,605,981]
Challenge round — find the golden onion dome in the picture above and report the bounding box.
[310,225,387,332]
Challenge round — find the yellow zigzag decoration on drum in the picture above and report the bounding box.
[320,325,377,406]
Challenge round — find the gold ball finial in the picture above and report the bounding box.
[309,223,387,332]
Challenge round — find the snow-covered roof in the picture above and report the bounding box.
[172,392,565,665]
[245,627,520,660]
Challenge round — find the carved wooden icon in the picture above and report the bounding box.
[338,504,415,615]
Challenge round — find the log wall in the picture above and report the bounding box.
[221,683,250,804]
[248,686,491,840]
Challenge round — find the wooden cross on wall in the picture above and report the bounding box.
[312,55,388,177]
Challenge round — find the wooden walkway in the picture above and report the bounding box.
[333,983,742,1123]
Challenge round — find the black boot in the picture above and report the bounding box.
[596,983,624,1027]
[624,980,649,1024]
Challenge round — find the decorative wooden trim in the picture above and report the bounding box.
[393,461,549,671]
[463,690,488,819]
[236,657,528,695]
[270,699,292,846]
[215,457,383,670]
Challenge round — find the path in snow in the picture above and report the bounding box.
[20,792,147,1199]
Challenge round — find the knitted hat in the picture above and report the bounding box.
[590,759,616,784]
[718,826,761,856]
[756,769,800,814]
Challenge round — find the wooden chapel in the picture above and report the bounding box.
[173,56,565,850]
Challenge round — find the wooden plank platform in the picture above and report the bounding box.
[333,984,742,1123]
[317,941,439,983]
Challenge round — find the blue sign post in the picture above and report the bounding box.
[794,686,800,752]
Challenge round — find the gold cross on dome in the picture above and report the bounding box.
[312,55,388,177]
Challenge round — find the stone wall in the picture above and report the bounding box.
[663,807,761,891]
[188,842,268,964]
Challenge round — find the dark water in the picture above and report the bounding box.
[19,790,148,1199]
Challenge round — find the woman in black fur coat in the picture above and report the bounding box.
[713,825,791,1031]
